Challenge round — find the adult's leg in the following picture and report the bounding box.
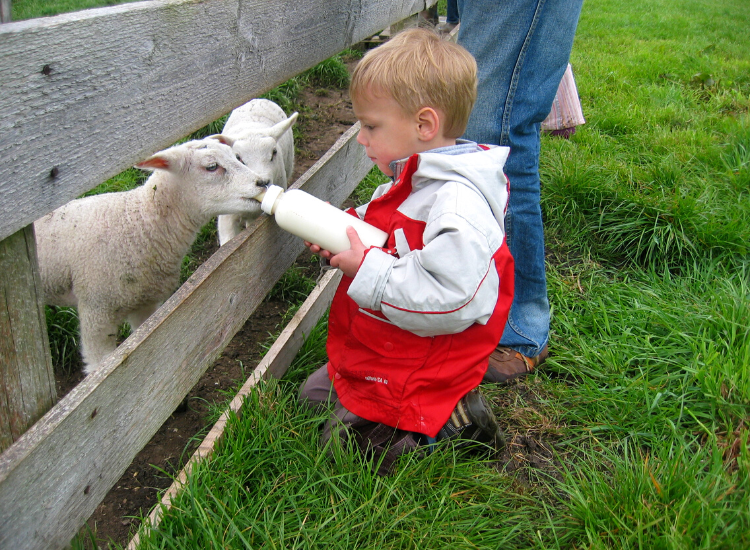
[457,0,583,358]
[447,0,460,25]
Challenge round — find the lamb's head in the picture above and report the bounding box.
[215,112,298,190]
[135,137,269,219]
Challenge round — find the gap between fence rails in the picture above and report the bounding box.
[127,267,343,549]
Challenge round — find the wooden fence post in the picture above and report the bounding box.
[0,0,55,456]
[0,0,10,24]
[0,225,57,453]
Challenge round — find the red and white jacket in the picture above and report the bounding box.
[327,142,514,437]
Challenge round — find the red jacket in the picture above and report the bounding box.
[327,146,514,437]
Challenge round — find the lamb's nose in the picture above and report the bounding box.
[258,179,271,187]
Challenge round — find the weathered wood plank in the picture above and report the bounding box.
[0,225,56,453]
[127,267,343,549]
[0,123,372,550]
[0,0,433,241]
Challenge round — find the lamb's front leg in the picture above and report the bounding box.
[78,304,120,375]
[126,303,161,333]
[217,214,247,245]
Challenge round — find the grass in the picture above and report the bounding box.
[136,380,536,549]
[45,306,81,373]
[8,0,136,21]
[17,0,750,548]
[127,1,749,549]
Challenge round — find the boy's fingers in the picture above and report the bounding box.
[346,226,364,248]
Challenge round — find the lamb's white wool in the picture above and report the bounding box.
[216,99,298,245]
[35,137,268,374]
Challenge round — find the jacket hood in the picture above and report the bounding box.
[393,143,511,227]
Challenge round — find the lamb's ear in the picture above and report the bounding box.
[207,134,235,147]
[268,112,299,139]
[135,153,171,171]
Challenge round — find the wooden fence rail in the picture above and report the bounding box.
[0,0,430,241]
[0,0,436,547]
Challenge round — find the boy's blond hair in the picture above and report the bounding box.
[350,27,477,139]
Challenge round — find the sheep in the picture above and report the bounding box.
[215,99,298,245]
[34,137,269,374]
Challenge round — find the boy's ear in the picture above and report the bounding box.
[415,107,441,141]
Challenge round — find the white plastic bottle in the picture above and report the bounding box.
[258,185,388,255]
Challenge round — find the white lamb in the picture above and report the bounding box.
[216,99,298,245]
[35,137,269,374]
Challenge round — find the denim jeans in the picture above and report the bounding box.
[447,0,460,25]
[456,0,583,357]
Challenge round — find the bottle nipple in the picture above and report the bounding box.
[259,185,285,215]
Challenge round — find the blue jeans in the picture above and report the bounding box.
[447,0,460,25]
[456,0,583,357]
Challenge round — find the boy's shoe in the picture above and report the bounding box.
[354,423,422,476]
[484,345,549,384]
[436,389,504,451]
[352,389,504,475]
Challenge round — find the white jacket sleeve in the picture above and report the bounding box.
[347,182,503,337]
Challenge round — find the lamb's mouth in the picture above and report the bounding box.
[250,188,268,202]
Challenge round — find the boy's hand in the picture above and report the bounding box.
[304,241,332,259]
[304,227,367,277]
[329,227,366,278]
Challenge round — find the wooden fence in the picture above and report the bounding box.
[0,1,435,548]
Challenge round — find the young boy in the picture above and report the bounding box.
[299,28,514,474]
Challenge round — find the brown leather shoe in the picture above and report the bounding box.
[484,345,549,384]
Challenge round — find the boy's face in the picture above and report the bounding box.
[353,90,427,177]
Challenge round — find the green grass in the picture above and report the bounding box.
[543,0,750,272]
[126,1,750,549]
[8,0,136,21]
[19,0,750,548]
[136,380,539,549]
[45,306,81,373]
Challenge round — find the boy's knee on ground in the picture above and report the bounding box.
[298,363,336,409]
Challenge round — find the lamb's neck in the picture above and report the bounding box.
[134,176,209,254]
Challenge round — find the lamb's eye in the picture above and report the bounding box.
[271,148,277,160]
[205,163,219,172]
[236,154,244,164]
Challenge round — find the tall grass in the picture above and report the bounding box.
[541,0,750,270]
[9,0,136,21]
[137,381,542,550]
[128,1,750,549]
[45,306,81,373]
[16,0,750,547]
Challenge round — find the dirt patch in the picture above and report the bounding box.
[491,379,568,487]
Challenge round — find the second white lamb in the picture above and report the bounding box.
[215,98,298,245]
